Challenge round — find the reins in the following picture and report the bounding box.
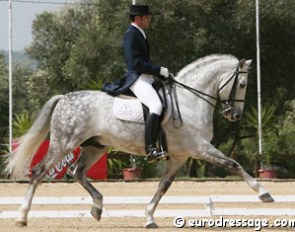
[168,75,217,108]
[165,66,248,128]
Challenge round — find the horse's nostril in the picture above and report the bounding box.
[234,113,241,120]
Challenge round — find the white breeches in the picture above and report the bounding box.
[130,74,163,116]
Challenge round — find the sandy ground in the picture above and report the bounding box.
[1,180,295,232]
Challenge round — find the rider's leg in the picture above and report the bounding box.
[130,75,166,162]
[145,113,164,161]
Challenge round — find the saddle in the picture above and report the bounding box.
[112,81,171,124]
[112,81,172,154]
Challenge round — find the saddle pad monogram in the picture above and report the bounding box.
[113,96,145,123]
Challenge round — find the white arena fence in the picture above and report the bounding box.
[1,195,295,218]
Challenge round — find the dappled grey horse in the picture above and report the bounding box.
[6,54,274,228]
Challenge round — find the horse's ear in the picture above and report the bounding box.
[239,59,252,68]
[238,59,246,68]
[245,59,252,67]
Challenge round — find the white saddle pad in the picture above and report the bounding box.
[113,94,171,124]
[113,96,145,123]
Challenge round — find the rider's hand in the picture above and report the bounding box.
[160,67,169,78]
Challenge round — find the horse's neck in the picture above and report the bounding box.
[173,60,235,128]
[173,79,215,133]
[172,86,214,141]
[176,59,236,95]
[175,64,219,100]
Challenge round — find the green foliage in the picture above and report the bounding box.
[27,70,53,112]
[106,148,128,177]
[243,105,278,167]
[241,101,295,172]
[107,157,128,177]
[81,79,104,91]
[244,105,276,131]
[182,158,206,177]
[12,112,34,138]
[25,0,295,109]
[1,0,295,178]
[276,100,295,172]
[262,131,280,166]
[107,150,165,179]
[0,53,34,144]
[0,54,9,145]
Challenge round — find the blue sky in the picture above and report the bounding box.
[0,0,63,51]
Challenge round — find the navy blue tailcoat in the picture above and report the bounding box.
[102,25,161,96]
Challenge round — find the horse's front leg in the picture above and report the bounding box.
[195,141,274,202]
[145,156,186,228]
[68,145,105,221]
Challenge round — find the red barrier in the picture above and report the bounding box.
[13,140,107,180]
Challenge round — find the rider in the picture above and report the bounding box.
[103,5,169,162]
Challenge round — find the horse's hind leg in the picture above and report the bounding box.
[145,156,186,228]
[67,143,105,222]
[15,165,46,227]
[16,144,70,227]
[196,144,274,202]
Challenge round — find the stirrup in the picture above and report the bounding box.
[145,148,168,163]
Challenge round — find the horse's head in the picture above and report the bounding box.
[218,59,252,122]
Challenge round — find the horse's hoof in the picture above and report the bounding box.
[145,222,159,228]
[259,192,275,202]
[90,206,102,221]
[15,221,27,227]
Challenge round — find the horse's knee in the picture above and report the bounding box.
[229,159,240,169]
[220,158,241,173]
[230,161,243,174]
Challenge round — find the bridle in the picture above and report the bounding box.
[166,65,248,127]
[217,67,248,115]
[169,66,247,108]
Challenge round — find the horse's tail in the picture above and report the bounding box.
[4,95,63,179]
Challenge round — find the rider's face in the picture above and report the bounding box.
[137,15,151,29]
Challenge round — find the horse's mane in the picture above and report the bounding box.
[176,54,238,79]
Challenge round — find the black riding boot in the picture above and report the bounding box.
[145,113,166,163]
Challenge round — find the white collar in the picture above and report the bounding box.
[131,23,146,39]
